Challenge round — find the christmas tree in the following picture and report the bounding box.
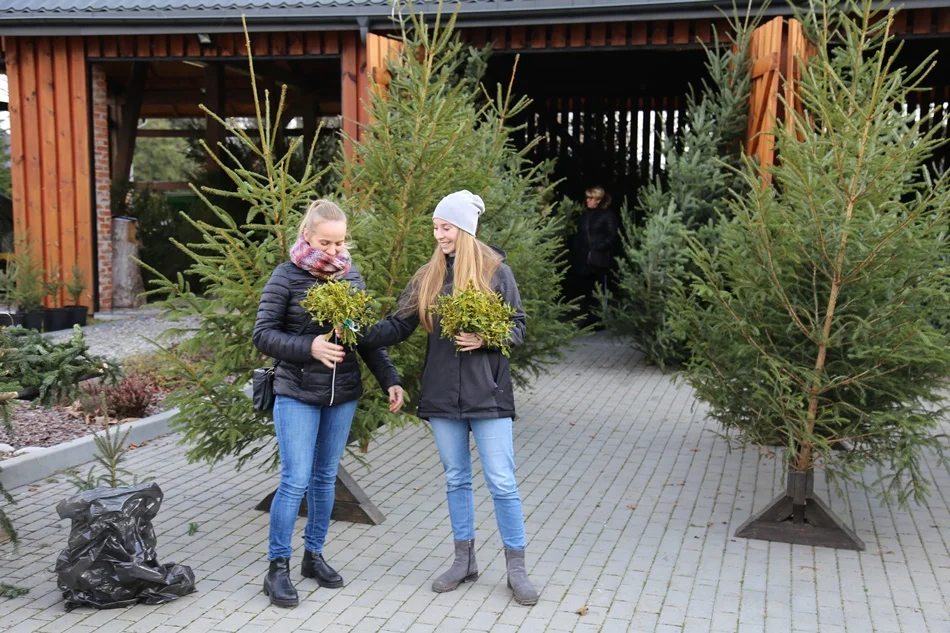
[602,11,758,368]
[675,0,950,546]
[341,4,575,442]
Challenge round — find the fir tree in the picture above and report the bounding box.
[674,0,950,507]
[602,11,758,368]
[341,4,575,441]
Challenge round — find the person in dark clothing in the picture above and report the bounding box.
[252,199,403,608]
[572,185,620,326]
[356,190,539,606]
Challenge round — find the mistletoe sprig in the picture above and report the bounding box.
[300,280,377,347]
[431,282,517,357]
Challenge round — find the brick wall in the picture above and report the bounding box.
[91,65,112,311]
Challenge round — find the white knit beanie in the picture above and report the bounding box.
[432,190,485,236]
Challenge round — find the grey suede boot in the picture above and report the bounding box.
[505,548,539,606]
[431,539,478,593]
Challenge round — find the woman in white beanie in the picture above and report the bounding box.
[357,190,539,606]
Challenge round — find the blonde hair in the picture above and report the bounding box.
[407,230,503,332]
[297,199,346,238]
[585,186,611,209]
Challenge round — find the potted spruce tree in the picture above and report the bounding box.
[0,261,21,326]
[13,247,45,331]
[64,265,89,327]
[674,0,950,550]
[43,267,71,332]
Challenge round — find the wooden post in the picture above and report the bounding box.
[113,61,148,186]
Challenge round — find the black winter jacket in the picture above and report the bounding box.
[252,261,401,407]
[574,207,620,273]
[358,254,526,420]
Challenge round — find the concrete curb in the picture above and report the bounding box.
[0,407,179,490]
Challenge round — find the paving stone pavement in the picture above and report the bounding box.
[2,334,949,633]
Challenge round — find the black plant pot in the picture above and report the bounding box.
[20,310,44,331]
[66,305,88,327]
[44,307,71,332]
[1,311,24,327]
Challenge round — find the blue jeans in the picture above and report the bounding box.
[429,417,526,550]
[268,395,358,560]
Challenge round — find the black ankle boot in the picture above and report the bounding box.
[301,549,343,588]
[263,558,298,608]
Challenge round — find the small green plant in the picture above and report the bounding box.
[187,522,199,536]
[0,261,16,308]
[0,583,29,598]
[69,394,151,490]
[431,282,517,356]
[42,266,64,309]
[299,280,377,347]
[12,244,44,312]
[65,265,86,306]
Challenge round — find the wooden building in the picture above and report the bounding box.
[0,0,948,312]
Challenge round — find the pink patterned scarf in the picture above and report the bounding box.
[289,237,352,281]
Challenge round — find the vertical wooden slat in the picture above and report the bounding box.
[52,38,75,302]
[569,24,586,47]
[288,32,304,56]
[103,36,118,57]
[185,34,201,57]
[610,23,627,47]
[673,21,690,44]
[152,35,167,57]
[509,26,525,49]
[169,34,184,57]
[218,33,235,56]
[253,33,270,57]
[469,28,487,49]
[271,32,287,56]
[631,23,647,46]
[19,39,45,253]
[491,27,508,50]
[136,35,150,58]
[551,25,567,48]
[891,11,907,34]
[939,8,950,32]
[7,39,29,253]
[86,36,101,58]
[118,36,134,58]
[912,10,932,34]
[38,38,62,285]
[324,32,340,55]
[695,20,712,44]
[304,32,322,55]
[341,32,359,159]
[590,24,607,47]
[69,37,93,310]
[529,25,546,49]
[651,21,669,46]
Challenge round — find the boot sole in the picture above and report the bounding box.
[263,583,299,608]
[300,568,344,588]
[432,572,478,593]
[507,579,539,606]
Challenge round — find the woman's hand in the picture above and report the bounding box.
[455,332,484,352]
[388,385,404,413]
[310,333,345,369]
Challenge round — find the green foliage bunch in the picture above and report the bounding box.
[674,0,950,505]
[431,283,517,356]
[65,265,86,306]
[300,281,377,347]
[341,4,576,445]
[12,243,44,312]
[601,9,759,368]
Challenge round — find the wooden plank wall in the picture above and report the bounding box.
[342,33,402,158]
[85,31,343,59]
[5,36,93,310]
[746,17,784,175]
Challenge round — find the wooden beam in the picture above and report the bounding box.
[137,127,202,138]
[113,61,148,186]
[341,32,359,160]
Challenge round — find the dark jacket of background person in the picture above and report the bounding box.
[358,254,526,421]
[253,261,401,406]
[573,204,620,274]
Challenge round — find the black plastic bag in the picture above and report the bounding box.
[55,482,197,610]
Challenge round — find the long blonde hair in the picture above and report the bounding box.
[297,199,346,238]
[408,230,503,332]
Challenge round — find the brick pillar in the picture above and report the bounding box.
[91,65,113,311]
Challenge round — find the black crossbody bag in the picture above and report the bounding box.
[252,317,312,412]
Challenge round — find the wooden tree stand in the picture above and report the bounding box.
[254,465,385,525]
[735,469,865,551]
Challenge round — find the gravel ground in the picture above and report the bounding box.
[1,307,199,455]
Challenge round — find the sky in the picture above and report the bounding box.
[0,75,8,134]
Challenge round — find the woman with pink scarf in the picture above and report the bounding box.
[252,199,404,608]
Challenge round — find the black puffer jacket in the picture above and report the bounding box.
[252,261,401,407]
[358,253,526,420]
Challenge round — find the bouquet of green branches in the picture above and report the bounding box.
[300,281,376,347]
[431,282,517,357]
